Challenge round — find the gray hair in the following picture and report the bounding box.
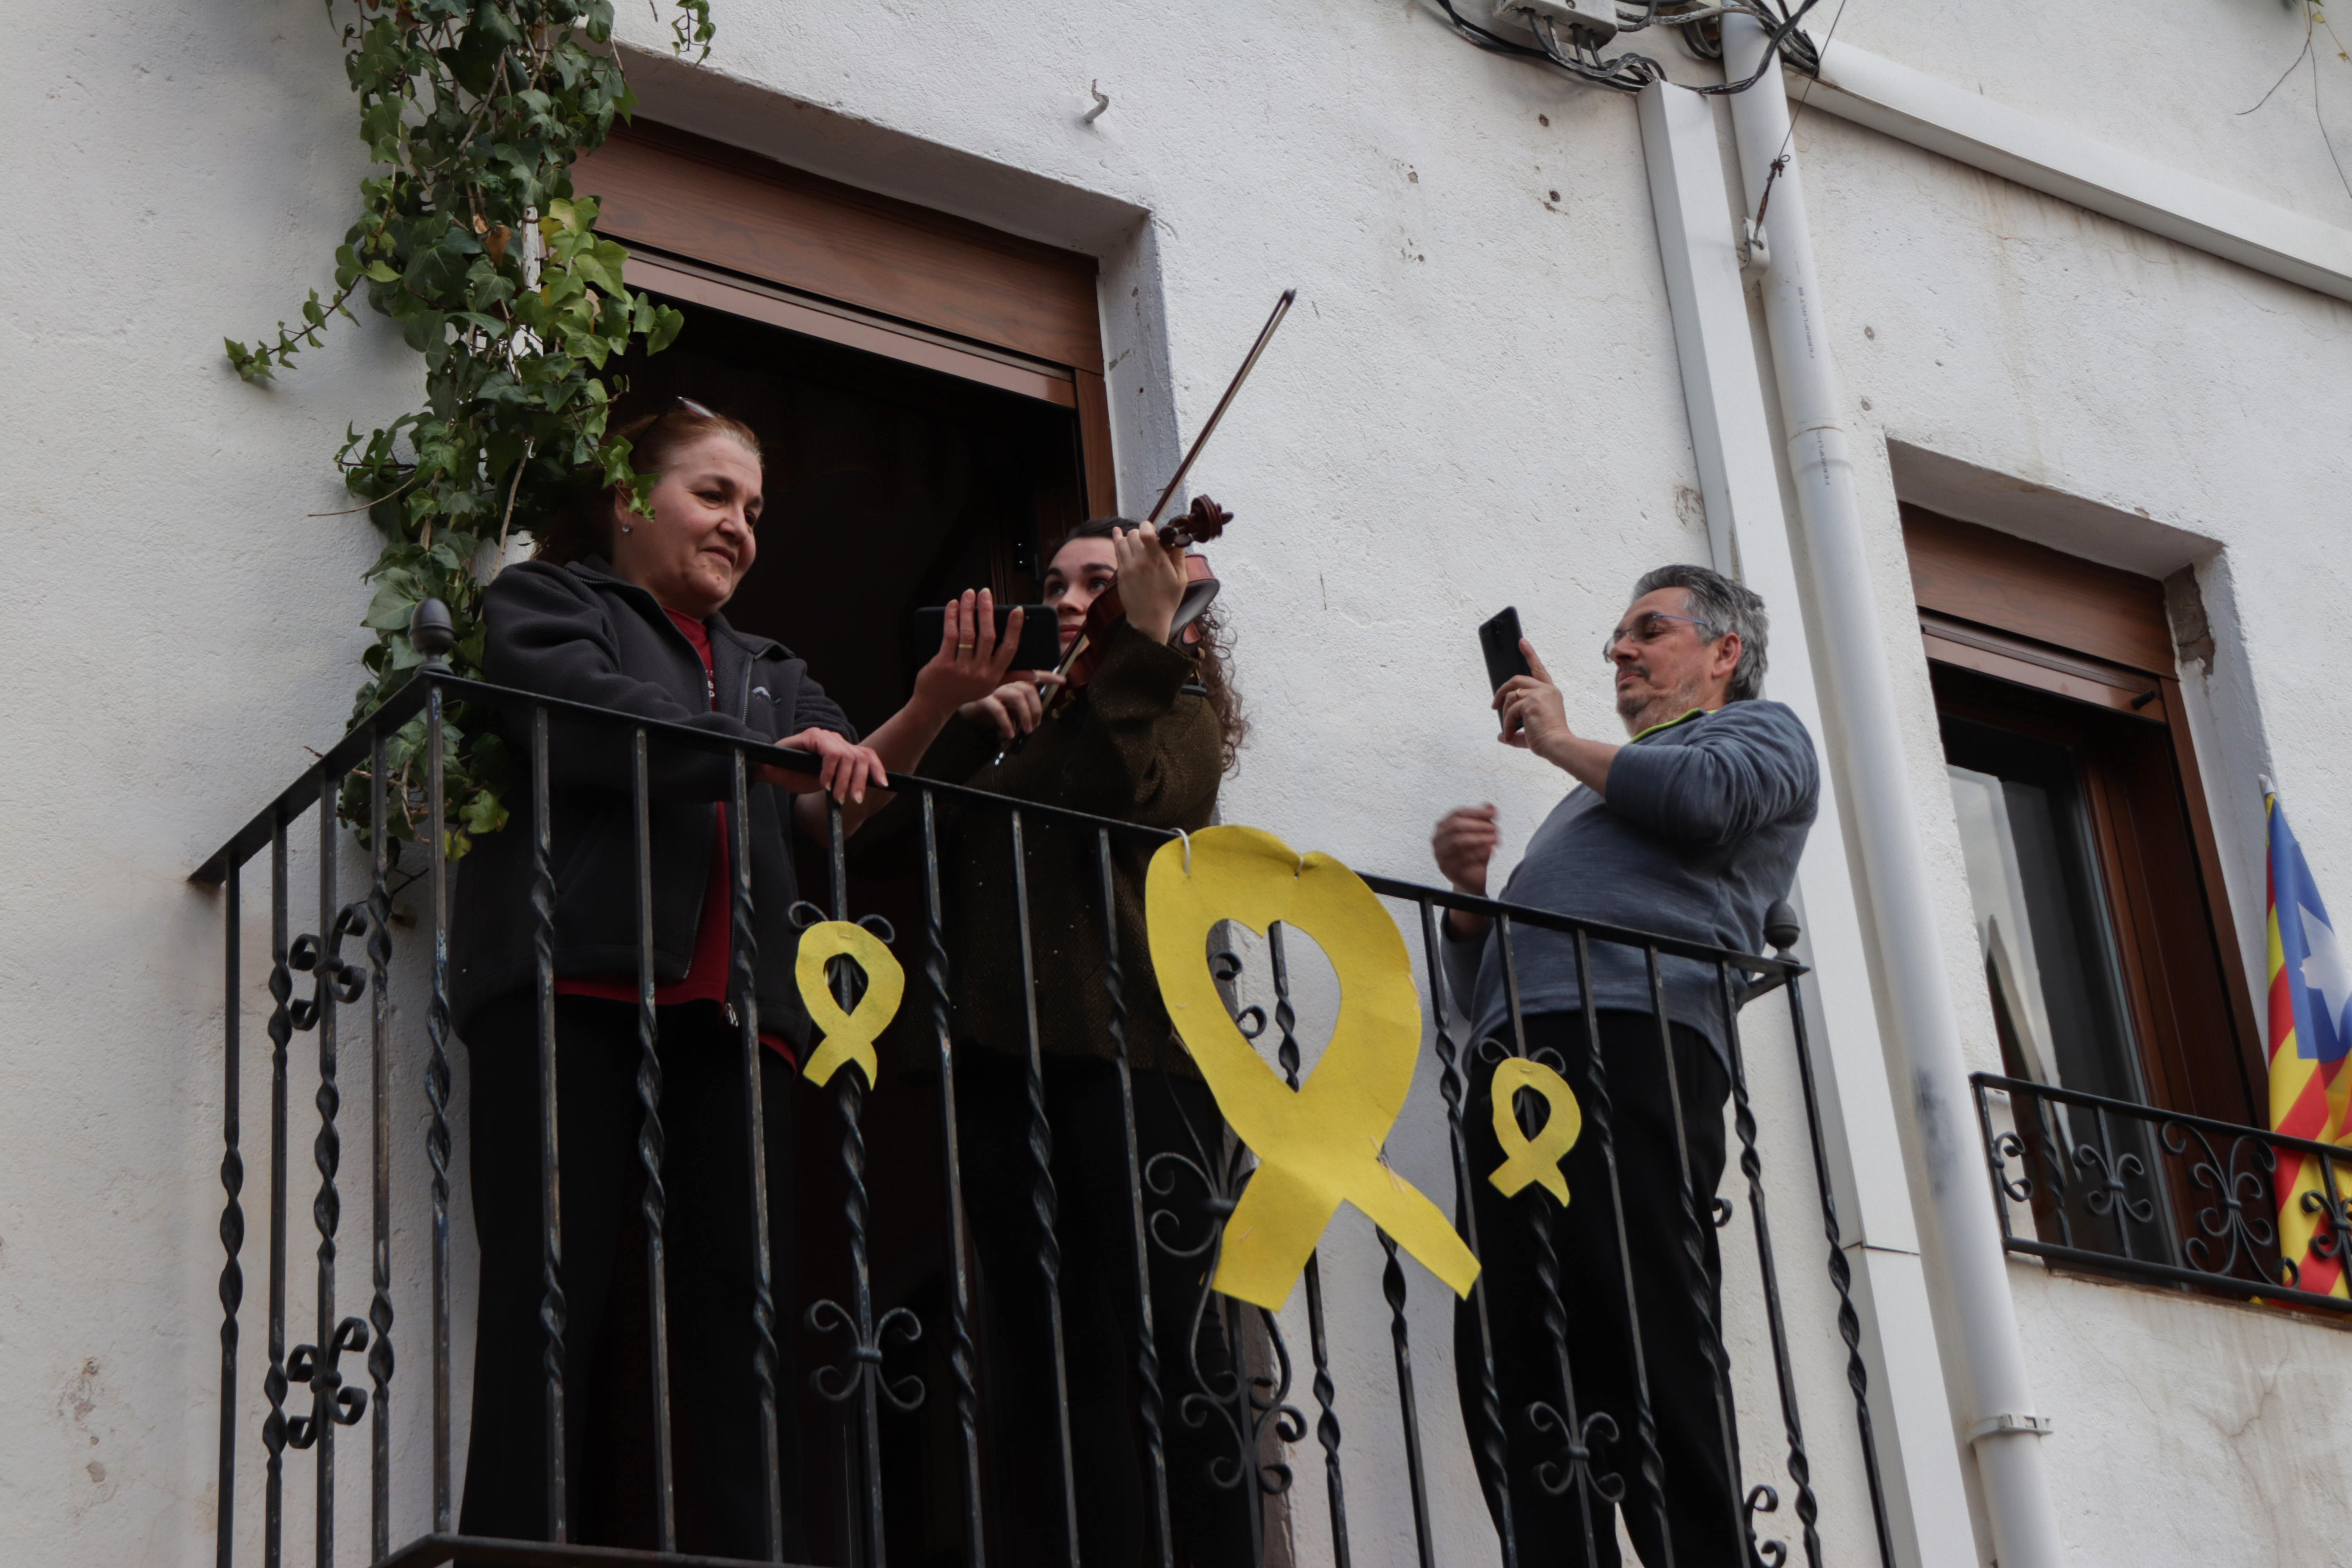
[1631,564,1769,702]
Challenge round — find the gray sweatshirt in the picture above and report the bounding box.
[1442,700,1818,1063]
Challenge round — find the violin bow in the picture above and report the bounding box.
[1004,286,1298,754]
[1144,287,1297,530]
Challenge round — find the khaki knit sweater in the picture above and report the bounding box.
[866,619,1223,1074]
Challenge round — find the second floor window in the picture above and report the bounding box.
[1907,506,2262,1132]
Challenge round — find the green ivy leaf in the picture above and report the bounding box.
[361,568,425,630]
[235,0,716,849]
[459,790,511,837]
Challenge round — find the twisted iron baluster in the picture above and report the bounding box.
[921,794,985,1563]
[1570,931,1666,1554]
[1520,1172,1612,1557]
[367,730,396,1562]
[631,727,679,1549]
[1147,954,1294,1567]
[1008,808,1082,1565]
[1714,962,1815,1568]
[281,789,376,1561]
[730,750,784,1559]
[1780,968,1896,1567]
[1414,903,1517,1568]
[1645,945,1744,1564]
[1267,924,1350,1564]
[263,824,290,1568]
[1098,829,1174,1568]
[531,707,568,1540]
[1497,918,1605,1561]
[216,861,243,1568]
[1375,1227,1437,1568]
[425,679,455,1531]
[307,776,348,1564]
[799,801,907,1565]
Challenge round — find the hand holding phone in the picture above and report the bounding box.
[911,602,1062,673]
[1479,607,1533,735]
[1479,607,1532,691]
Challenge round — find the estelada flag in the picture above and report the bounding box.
[2265,788,2352,1298]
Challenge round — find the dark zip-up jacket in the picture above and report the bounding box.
[448,555,857,1047]
[858,619,1222,1074]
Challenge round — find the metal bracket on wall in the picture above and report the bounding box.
[1966,1412,2054,1445]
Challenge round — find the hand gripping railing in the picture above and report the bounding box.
[194,642,1895,1568]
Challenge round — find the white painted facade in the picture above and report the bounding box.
[5,2,2350,1564]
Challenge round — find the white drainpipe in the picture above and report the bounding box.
[1719,16,2067,1567]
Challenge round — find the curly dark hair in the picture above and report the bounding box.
[531,401,763,566]
[1055,518,1247,774]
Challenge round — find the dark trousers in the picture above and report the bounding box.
[956,1045,1258,1568]
[1454,1010,1743,1568]
[460,993,800,1559]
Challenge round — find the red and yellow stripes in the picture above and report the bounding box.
[2267,795,2351,1300]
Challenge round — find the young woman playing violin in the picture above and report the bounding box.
[881,511,1249,1565]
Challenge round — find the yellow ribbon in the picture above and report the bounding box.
[1486,1057,1582,1205]
[794,921,904,1089]
[1146,825,1481,1310]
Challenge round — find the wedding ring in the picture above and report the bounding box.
[956,641,975,651]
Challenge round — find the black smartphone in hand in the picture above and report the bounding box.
[910,603,1061,672]
[1480,606,1534,738]
[1479,606,1532,691]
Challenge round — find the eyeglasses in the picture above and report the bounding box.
[1602,611,1719,661]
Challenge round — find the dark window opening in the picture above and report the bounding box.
[609,292,1085,737]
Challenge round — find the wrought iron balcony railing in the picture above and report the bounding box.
[194,646,1898,1568]
[1970,1073,2352,1316]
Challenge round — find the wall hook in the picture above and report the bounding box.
[1084,80,1111,123]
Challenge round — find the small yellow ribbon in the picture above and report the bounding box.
[1486,1057,1582,1205]
[1147,825,1481,1310]
[794,921,903,1088]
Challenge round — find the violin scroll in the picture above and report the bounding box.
[1161,493,1232,550]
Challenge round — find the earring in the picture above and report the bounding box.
[622,522,632,533]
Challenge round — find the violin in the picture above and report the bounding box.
[1041,288,1296,711]
[1050,495,1232,699]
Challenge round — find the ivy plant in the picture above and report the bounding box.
[230,0,713,856]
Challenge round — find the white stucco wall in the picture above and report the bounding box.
[4,1,2350,1564]
[1802,69,2352,1563]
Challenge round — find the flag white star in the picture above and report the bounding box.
[2301,901,2352,1056]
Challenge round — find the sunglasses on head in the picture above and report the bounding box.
[639,394,720,433]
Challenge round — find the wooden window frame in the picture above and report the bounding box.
[1906,505,2265,1125]
[576,121,1118,517]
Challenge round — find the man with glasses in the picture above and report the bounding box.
[1431,564,1818,1568]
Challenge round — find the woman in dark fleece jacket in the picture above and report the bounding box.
[450,399,1027,1560]
[866,516,1253,1566]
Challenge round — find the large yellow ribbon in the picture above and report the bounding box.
[1487,1057,1582,1205]
[1146,825,1481,1310]
[795,921,904,1088]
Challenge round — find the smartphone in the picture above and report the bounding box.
[1479,606,1532,692]
[909,603,1062,672]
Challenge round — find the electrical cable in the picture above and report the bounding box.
[1749,0,1852,229]
[1430,0,1818,100]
